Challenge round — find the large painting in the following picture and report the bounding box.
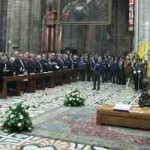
[57,0,112,25]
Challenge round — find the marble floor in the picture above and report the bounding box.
[0,131,108,150]
[0,81,140,150]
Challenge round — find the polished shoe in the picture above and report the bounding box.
[97,88,100,91]
[92,88,96,90]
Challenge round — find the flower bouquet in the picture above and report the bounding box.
[64,88,85,106]
[2,101,33,133]
[126,51,140,62]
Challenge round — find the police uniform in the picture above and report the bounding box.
[133,61,143,90]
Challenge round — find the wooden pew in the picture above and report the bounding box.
[20,74,36,93]
[34,73,45,90]
[43,72,55,88]
[71,69,78,82]
[0,76,22,99]
[62,69,72,84]
[54,71,63,85]
[0,68,86,99]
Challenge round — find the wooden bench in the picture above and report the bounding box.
[43,72,55,88]
[34,73,46,90]
[0,75,22,99]
[62,69,72,84]
[71,69,78,82]
[0,68,84,99]
[54,71,63,85]
[20,74,36,93]
[97,105,150,130]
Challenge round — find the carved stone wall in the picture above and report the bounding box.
[110,0,133,55]
[0,0,47,54]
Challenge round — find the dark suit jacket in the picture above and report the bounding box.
[24,60,36,74]
[13,58,26,74]
[35,60,43,73]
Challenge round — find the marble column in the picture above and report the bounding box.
[138,0,150,41]
[134,0,139,51]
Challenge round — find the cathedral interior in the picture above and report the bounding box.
[0,0,150,150]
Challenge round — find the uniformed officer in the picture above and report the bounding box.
[132,59,143,91]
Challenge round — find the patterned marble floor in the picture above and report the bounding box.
[0,81,140,150]
[0,131,108,150]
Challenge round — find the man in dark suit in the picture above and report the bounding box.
[57,54,65,70]
[102,57,108,83]
[50,53,58,71]
[78,56,86,81]
[1,56,17,95]
[117,57,126,85]
[35,55,45,89]
[12,51,26,75]
[92,57,102,90]
[24,53,36,74]
[40,54,49,72]
[111,58,118,83]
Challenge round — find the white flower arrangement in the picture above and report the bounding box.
[126,51,140,63]
[2,102,33,133]
[64,88,85,106]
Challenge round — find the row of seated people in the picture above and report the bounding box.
[0,51,88,95]
[0,52,78,75]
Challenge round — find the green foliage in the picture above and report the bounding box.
[64,88,85,106]
[2,102,33,133]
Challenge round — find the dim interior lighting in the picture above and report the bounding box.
[145,21,149,26]
[8,39,11,44]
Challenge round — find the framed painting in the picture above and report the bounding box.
[57,0,112,25]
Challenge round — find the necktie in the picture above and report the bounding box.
[38,61,43,70]
[4,64,7,70]
[20,59,25,69]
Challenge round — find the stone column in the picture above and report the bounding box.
[6,0,13,55]
[0,0,2,51]
[134,0,139,51]
[138,0,150,41]
[20,0,31,51]
[1,0,8,52]
[85,25,94,53]
[11,0,22,47]
[29,0,42,53]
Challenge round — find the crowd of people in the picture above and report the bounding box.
[0,50,145,93]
